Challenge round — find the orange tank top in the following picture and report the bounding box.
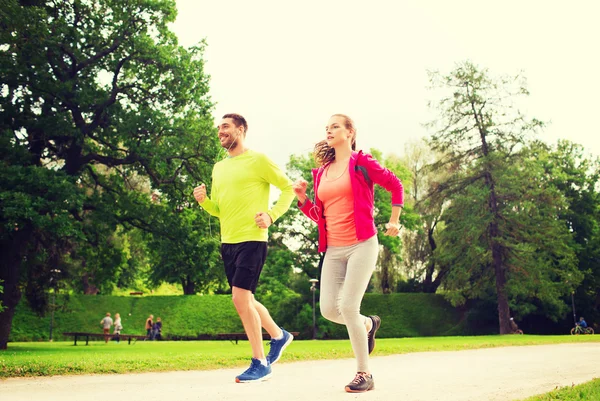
[317,166,358,246]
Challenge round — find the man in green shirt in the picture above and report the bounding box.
[193,113,295,383]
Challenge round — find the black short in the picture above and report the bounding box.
[221,241,268,293]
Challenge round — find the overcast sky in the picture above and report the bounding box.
[171,0,600,171]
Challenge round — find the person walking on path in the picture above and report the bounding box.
[145,315,153,338]
[100,312,113,344]
[113,313,123,343]
[193,113,295,383]
[293,114,404,393]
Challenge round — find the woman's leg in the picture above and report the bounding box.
[339,236,378,373]
[320,237,379,372]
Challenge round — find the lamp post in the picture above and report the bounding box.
[309,278,319,340]
[571,290,577,326]
[48,269,61,342]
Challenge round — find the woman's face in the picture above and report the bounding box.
[325,116,352,148]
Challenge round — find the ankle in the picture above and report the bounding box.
[365,317,372,332]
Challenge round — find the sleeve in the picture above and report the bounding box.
[199,169,220,217]
[297,198,320,224]
[259,154,295,223]
[362,153,404,207]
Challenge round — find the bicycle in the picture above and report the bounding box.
[570,325,594,335]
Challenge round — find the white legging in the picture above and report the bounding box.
[319,235,379,372]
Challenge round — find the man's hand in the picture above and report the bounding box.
[292,179,308,203]
[193,184,207,203]
[255,212,272,229]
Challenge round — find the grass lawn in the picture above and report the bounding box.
[1,334,598,378]
[521,378,600,400]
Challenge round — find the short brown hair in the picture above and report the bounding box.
[222,113,248,134]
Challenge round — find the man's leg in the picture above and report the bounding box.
[232,286,265,360]
[253,297,282,338]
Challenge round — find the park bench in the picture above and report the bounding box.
[62,332,148,345]
[216,331,300,344]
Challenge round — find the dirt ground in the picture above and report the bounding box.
[2,343,599,401]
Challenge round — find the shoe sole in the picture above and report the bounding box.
[344,385,375,393]
[235,372,272,383]
[269,333,294,365]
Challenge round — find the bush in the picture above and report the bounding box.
[10,293,469,342]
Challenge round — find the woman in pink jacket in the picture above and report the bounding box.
[293,114,404,393]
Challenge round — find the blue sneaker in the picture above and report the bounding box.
[266,328,294,365]
[235,358,272,383]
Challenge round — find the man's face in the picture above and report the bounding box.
[217,118,242,150]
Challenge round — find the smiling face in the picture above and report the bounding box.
[217,118,244,150]
[325,115,354,149]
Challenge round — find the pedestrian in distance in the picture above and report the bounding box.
[113,312,123,343]
[152,317,162,340]
[193,113,295,383]
[145,314,153,339]
[293,114,404,393]
[100,312,113,344]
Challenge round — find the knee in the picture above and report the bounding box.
[232,291,251,313]
[340,303,359,319]
[320,302,338,322]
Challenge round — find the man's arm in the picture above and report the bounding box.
[260,155,295,223]
[194,173,220,217]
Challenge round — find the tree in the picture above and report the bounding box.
[535,140,600,326]
[398,139,449,293]
[369,149,418,294]
[146,207,225,295]
[426,61,580,333]
[0,0,219,349]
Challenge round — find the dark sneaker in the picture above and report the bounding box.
[266,328,294,365]
[344,372,375,393]
[235,358,272,383]
[367,315,381,354]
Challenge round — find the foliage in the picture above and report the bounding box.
[9,294,243,341]
[146,207,226,295]
[399,139,451,292]
[532,140,600,326]
[0,0,220,349]
[425,61,579,333]
[369,149,420,293]
[9,293,469,342]
[523,378,600,401]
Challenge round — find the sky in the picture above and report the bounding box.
[170,0,600,171]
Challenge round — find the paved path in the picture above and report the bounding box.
[2,343,599,401]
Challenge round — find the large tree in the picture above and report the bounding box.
[535,140,600,327]
[426,61,580,333]
[399,139,450,293]
[0,0,219,349]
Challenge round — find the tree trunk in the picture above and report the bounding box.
[0,234,27,350]
[82,272,99,295]
[485,173,511,334]
[474,96,512,335]
[181,276,196,295]
[423,225,438,293]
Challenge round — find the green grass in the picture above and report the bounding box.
[1,335,599,378]
[521,378,600,400]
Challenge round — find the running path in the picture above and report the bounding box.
[2,343,599,401]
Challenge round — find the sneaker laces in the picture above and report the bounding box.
[350,372,369,385]
[243,360,261,375]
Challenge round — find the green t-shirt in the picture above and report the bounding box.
[200,150,294,243]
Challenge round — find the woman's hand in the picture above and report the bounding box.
[384,222,401,237]
[293,179,308,203]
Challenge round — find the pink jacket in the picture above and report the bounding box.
[298,151,404,253]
